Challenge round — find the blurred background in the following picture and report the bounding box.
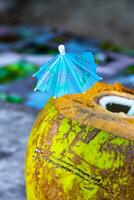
[0,0,134,47]
[0,0,133,200]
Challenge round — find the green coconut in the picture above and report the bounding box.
[25,82,134,200]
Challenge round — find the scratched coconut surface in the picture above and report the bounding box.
[25,83,134,200]
[0,102,38,200]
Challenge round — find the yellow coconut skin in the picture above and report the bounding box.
[25,83,134,200]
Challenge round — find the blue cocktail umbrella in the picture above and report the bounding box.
[33,45,101,98]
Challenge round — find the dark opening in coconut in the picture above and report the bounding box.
[106,103,130,113]
[98,95,134,115]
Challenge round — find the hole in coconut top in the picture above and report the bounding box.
[106,103,130,114]
[98,95,134,115]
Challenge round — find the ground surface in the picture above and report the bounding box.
[0,102,38,200]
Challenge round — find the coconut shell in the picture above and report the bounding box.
[25,82,134,200]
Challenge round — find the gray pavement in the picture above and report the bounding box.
[0,102,38,200]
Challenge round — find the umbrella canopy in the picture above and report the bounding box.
[33,45,101,98]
